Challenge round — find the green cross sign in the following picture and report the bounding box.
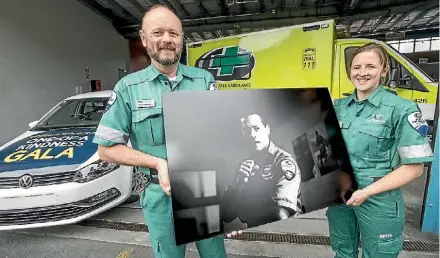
[211,46,251,76]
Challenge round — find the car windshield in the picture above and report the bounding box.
[32,97,109,131]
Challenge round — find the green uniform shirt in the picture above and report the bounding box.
[92,63,217,175]
[334,85,434,175]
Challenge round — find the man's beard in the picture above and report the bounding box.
[147,46,182,66]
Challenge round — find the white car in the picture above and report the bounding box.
[0,91,143,231]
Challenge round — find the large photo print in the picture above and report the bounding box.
[162,87,355,246]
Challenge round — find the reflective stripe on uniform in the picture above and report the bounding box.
[95,124,129,144]
[398,143,433,159]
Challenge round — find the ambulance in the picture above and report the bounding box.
[185,19,438,140]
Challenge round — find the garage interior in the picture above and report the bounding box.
[78,0,440,73]
[0,0,439,257]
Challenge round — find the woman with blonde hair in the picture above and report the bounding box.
[327,42,434,258]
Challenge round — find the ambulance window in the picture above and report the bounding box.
[389,55,428,92]
[389,57,411,89]
[344,47,358,74]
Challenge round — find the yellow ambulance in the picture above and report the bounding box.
[186,19,438,140]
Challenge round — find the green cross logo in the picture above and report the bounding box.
[211,46,251,76]
[195,46,256,81]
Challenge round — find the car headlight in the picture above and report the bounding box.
[73,160,120,183]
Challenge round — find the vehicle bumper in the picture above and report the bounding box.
[0,166,133,231]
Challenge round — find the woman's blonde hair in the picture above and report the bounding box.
[347,43,391,86]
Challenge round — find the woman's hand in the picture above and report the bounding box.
[346,189,371,206]
[345,164,425,206]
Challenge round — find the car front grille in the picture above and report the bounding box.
[0,171,76,189]
[0,188,121,226]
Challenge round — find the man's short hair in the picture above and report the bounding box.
[146,4,177,16]
[241,113,269,127]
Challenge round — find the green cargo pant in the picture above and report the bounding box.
[140,183,227,258]
[327,173,405,258]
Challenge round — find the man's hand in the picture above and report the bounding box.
[226,230,243,238]
[338,172,353,203]
[239,160,256,183]
[156,159,171,195]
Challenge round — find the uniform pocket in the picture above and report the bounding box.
[357,124,392,161]
[132,108,164,146]
[377,235,403,255]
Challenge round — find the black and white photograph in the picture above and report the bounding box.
[162,87,356,246]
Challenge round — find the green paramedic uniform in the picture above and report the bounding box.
[327,85,434,258]
[93,63,227,258]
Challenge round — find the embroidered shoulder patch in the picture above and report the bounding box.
[407,111,428,136]
[281,159,296,180]
[105,91,117,112]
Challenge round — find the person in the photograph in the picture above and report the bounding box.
[315,130,328,167]
[92,4,239,258]
[327,43,434,258]
[220,113,303,228]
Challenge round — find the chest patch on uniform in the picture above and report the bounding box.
[367,114,385,124]
[136,99,155,109]
[261,164,273,180]
[407,111,428,136]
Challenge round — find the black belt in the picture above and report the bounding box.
[146,168,160,184]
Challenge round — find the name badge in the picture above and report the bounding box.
[136,99,155,109]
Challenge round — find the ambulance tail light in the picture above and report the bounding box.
[73,160,119,183]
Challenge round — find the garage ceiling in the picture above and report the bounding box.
[77,0,439,42]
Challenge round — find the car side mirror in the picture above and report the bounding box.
[389,81,397,88]
[400,76,413,86]
[28,120,38,128]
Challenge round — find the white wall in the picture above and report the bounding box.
[0,0,130,144]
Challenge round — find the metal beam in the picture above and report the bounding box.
[259,0,266,13]
[427,11,440,24]
[348,0,361,10]
[406,9,432,28]
[279,0,286,11]
[387,11,410,30]
[339,0,437,22]
[162,0,190,17]
[194,0,210,16]
[301,0,308,7]
[369,14,390,32]
[117,0,439,38]
[351,24,439,38]
[219,0,231,15]
[97,0,138,21]
[127,0,147,13]
[355,19,368,33]
[75,0,119,23]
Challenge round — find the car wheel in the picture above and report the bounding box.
[124,194,140,203]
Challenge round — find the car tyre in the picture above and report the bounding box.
[124,194,140,203]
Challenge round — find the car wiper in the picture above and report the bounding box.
[44,125,95,130]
